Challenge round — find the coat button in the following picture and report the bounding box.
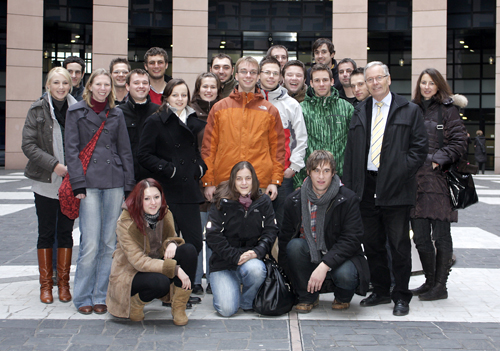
[104,129,109,134]
[131,123,136,126]
[92,129,96,133]
[93,159,97,163]
[158,165,163,170]
[106,145,110,149]
[192,159,197,163]
[175,144,180,148]
[180,159,185,165]
[107,160,110,164]
[191,142,195,147]
[182,177,188,182]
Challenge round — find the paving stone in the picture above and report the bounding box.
[217,339,249,350]
[66,345,109,351]
[0,336,28,346]
[246,340,290,350]
[417,338,464,349]
[209,331,251,340]
[461,339,497,350]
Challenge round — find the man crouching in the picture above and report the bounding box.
[279,150,369,313]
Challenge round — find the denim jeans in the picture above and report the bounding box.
[286,238,359,304]
[73,187,123,308]
[210,259,266,316]
[195,211,212,285]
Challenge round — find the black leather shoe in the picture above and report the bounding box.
[192,284,204,295]
[393,300,410,316]
[189,296,201,304]
[360,293,391,307]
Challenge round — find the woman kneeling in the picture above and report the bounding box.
[206,162,278,317]
[106,179,197,325]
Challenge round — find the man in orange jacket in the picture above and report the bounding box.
[201,56,286,202]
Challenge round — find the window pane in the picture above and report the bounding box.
[481,95,494,108]
[241,17,268,31]
[453,80,480,93]
[482,79,495,93]
[473,14,494,28]
[448,14,472,28]
[271,18,301,32]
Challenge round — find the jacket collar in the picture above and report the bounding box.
[304,85,340,104]
[159,105,196,124]
[229,86,265,104]
[260,84,288,101]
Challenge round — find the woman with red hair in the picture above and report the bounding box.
[106,178,197,325]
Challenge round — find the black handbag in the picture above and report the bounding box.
[253,257,295,316]
[436,106,478,210]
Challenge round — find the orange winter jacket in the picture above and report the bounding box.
[201,87,286,188]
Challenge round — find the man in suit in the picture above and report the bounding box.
[343,61,428,316]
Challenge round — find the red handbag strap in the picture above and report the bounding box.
[79,111,109,173]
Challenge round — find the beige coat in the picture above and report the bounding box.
[106,209,184,318]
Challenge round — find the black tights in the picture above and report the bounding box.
[130,243,197,302]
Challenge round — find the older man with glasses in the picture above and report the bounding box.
[343,61,428,317]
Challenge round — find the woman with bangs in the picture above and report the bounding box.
[107,178,197,325]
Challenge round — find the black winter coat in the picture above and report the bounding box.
[343,93,428,206]
[118,96,159,182]
[278,186,370,296]
[474,135,487,163]
[206,195,278,273]
[411,98,467,222]
[137,107,207,204]
[65,100,135,192]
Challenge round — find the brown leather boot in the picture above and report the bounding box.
[38,249,53,304]
[57,248,72,302]
[171,286,191,326]
[130,293,149,321]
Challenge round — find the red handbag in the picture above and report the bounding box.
[59,116,107,219]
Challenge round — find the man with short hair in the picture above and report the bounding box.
[202,56,286,202]
[283,60,308,103]
[259,56,307,225]
[294,64,353,188]
[144,47,172,104]
[279,150,369,313]
[266,45,289,69]
[63,56,85,101]
[210,54,237,98]
[110,57,131,105]
[349,67,371,103]
[305,38,341,91]
[118,69,159,182]
[343,61,428,317]
[337,58,357,105]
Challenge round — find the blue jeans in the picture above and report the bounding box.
[195,211,212,285]
[210,259,266,316]
[73,187,123,308]
[286,238,359,304]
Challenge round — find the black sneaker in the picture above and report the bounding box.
[192,284,204,295]
[206,284,212,294]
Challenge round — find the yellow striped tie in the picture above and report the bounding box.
[371,102,384,168]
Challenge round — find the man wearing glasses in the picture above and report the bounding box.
[343,61,428,317]
[109,57,131,105]
[201,56,286,203]
[258,56,307,227]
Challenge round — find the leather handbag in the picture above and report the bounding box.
[253,256,295,316]
[59,116,107,219]
[436,107,478,210]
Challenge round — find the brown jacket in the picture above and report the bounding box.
[106,209,184,318]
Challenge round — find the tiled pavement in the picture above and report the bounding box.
[0,169,499,350]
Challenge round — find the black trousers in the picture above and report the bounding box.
[34,193,74,249]
[168,203,203,254]
[360,172,412,303]
[131,243,197,302]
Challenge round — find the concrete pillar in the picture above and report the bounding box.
[93,0,129,71]
[412,0,447,96]
[172,0,208,91]
[5,0,44,169]
[495,2,500,173]
[332,0,368,68]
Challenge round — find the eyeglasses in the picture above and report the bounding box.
[366,75,388,84]
[238,70,258,76]
[261,70,280,77]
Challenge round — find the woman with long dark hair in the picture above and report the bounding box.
[106,179,197,325]
[206,161,278,317]
[410,68,467,301]
[65,68,135,315]
[22,67,77,304]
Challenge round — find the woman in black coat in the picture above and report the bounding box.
[138,79,207,255]
[474,130,487,174]
[410,68,467,301]
[206,161,278,317]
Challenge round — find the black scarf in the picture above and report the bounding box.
[144,211,160,229]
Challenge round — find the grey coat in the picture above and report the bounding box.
[65,100,135,192]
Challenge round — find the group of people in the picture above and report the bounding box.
[21,37,477,325]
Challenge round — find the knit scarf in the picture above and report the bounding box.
[238,194,252,210]
[300,175,340,264]
[144,210,160,230]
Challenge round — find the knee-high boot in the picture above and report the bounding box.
[419,250,453,301]
[410,250,435,296]
[38,249,53,304]
[57,248,72,302]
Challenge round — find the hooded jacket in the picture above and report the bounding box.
[343,93,428,206]
[411,95,468,222]
[201,87,286,188]
[294,86,354,188]
[261,85,307,173]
